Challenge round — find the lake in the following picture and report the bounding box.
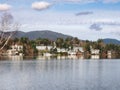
[0,58,120,90]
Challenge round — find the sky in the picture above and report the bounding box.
[0,0,120,41]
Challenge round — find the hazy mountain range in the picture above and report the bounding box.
[14,30,72,40]
[102,38,120,45]
[13,30,120,45]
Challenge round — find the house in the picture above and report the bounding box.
[73,46,84,52]
[90,46,100,55]
[91,49,100,55]
[11,44,23,51]
[57,48,68,53]
[107,50,116,59]
[36,45,53,56]
[68,46,84,55]
[36,46,47,51]
[36,45,53,51]
[7,44,23,56]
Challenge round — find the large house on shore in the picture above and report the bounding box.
[7,44,23,56]
[91,49,100,55]
[90,46,100,55]
[36,45,53,51]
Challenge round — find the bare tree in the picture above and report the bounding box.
[0,12,20,51]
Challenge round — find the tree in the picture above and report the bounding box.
[73,37,80,44]
[0,12,19,51]
[56,38,64,48]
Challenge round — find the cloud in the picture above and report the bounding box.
[53,0,98,3]
[103,0,120,3]
[0,4,11,11]
[76,11,93,16]
[32,1,52,10]
[53,0,120,3]
[54,0,97,2]
[90,23,102,31]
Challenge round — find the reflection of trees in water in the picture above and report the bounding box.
[0,55,23,60]
[36,55,84,60]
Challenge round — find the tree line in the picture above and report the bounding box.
[1,37,120,57]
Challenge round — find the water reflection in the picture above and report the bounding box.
[0,55,23,60]
[0,54,120,61]
[8,56,23,60]
[0,60,120,90]
[36,55,84,60]
[91,55,100,59]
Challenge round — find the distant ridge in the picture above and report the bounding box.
[14,30,72,40]
[13,30,120,45]
[103,38,120,45]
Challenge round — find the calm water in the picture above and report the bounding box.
[0,59,120,90]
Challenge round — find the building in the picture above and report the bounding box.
[90,46,100,55]
[36,45,53,51]
[107,50,116,59]
[57,48,68,53]
[73,46,84,52]
[91,49,100,55]
[36,45,53,56]
[7,44,23,56]
[11,44,23,51]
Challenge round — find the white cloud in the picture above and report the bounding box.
[0,4,11,11]
[32,1,52,10]
[103,0,120,3]
[53,0,120,3]
[53,0,97,3]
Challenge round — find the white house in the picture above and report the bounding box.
[36,45,53,51]
[7,44,23,56]
[68,46,84,55]
[107,50,115,59]
[91,49,100,55]
[57,48,68,53]
[90,46,100,55]
[11,44,23,51]
[73,46,84,52]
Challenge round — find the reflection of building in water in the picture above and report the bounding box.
[107,51,112,59]
[91,55,100,59]
[37,55,51,60]
[8,55,23,60]
[57,56,67,60]
[68,55,84,60]
[37,55,84,60]
[43,53,52,56]
[107,50,116,59]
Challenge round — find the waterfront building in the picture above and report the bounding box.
[36,45,53,51]
[7,44,23,56]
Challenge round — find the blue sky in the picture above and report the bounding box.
[0,0,120,40]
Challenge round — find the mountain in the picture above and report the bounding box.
[103,38,120,45]
[12,31,120,45]
[13,30,72,40]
